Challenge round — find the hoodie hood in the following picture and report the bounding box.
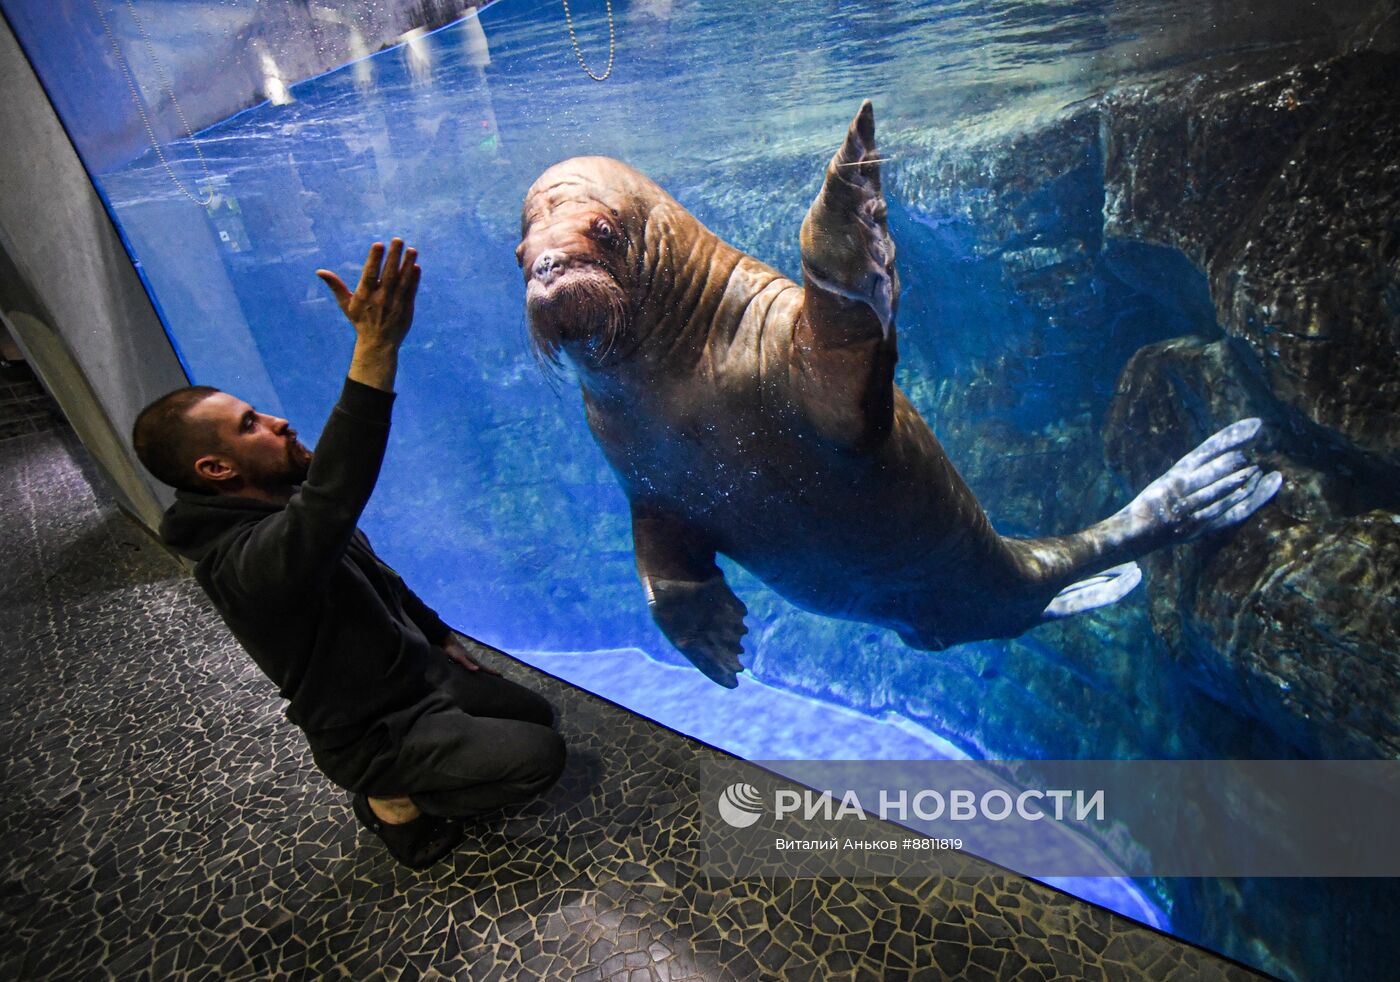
[160,490,282,562]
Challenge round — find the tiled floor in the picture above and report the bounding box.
[0,374,1264,980]
[0,366,62,442]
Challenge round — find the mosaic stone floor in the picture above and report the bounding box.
[0,383,1266,980]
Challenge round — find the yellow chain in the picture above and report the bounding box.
[561,0,616,82]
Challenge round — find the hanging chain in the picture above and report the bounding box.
[91,0,215,206]
[561,0,615,81]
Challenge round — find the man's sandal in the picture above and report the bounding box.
[352,793,463,870]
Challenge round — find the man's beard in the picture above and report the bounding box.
[244,440,311,491]
[285,440,312,486]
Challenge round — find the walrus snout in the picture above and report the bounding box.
[525,262,630,366]
[531,249,567,286]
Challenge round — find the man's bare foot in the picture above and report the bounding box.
[352,794,461,869]
[368,795,421,825]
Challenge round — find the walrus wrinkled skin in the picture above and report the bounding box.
[519,101,1281,688]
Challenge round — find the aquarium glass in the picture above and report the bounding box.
[5,0,1395,977]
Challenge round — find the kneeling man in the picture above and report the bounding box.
[132,239,565,868]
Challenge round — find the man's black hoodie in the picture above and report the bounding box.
[161,379,453,760]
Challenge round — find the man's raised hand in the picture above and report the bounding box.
[318,238,422,392]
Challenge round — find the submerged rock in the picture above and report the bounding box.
[1098,47,1400,760]
[1103,51,1400,476]
[1105,337,1400,758]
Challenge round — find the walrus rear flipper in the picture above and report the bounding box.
[1040,562,1143,620]
[1019,418,1282,621]
[632,506,749,688]
[795,100,900,450]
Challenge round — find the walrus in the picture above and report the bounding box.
[518,101,1281,688]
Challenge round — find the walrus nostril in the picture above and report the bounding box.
[533,250,565,284]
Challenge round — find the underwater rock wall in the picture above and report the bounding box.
[1105,337,1400,760]
[884,42,1400,762]
[1102,52,1400,474]
[879,49,1400,976]
[1099,50,1400,759]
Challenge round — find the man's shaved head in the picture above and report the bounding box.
[132,386,223,492]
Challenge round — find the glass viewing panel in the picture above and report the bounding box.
[6,1,1394,978]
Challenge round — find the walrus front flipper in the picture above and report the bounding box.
[800,100,897,333]
[795,100,900,450]
[632,507,749,688]
[647,578,749,688]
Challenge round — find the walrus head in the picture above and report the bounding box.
[518,156,666,369]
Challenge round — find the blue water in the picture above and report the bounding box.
[89,0,1234,739]
[13,0,1389,976]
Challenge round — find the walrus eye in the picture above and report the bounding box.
[590,217,620,248]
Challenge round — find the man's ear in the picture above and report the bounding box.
[194,454,236,484]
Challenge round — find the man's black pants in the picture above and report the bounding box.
[319,662,566,818]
